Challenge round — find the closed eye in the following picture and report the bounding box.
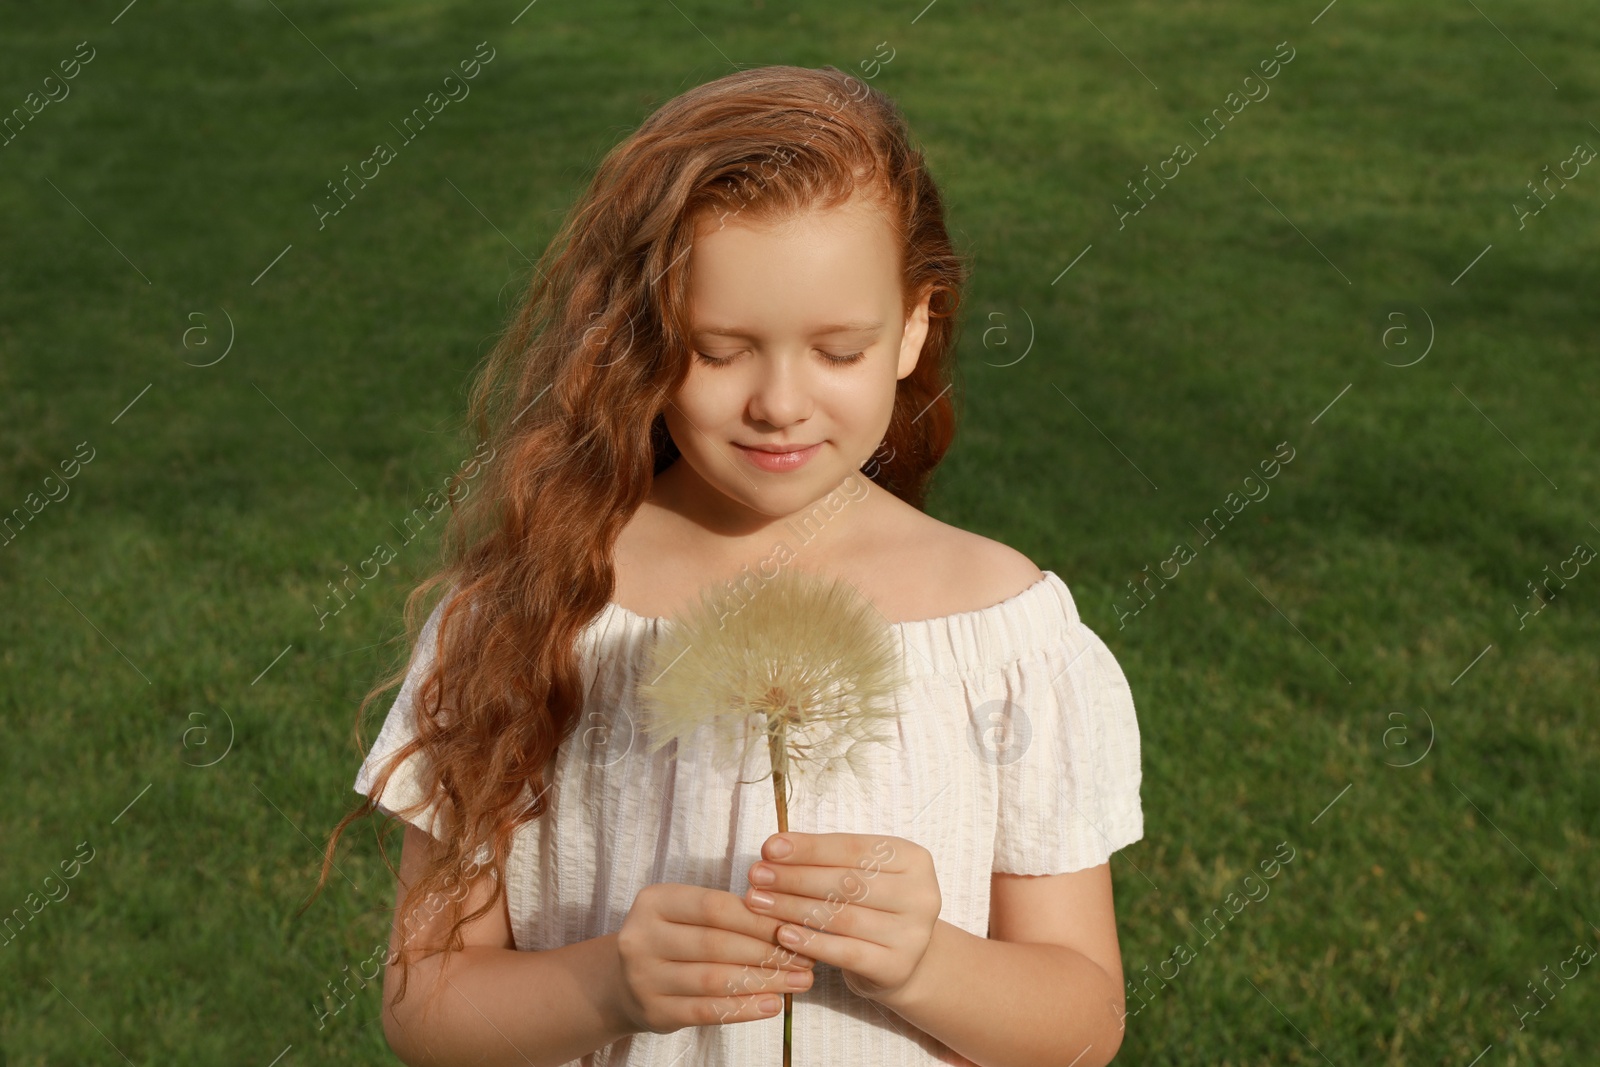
[693,350,867,368]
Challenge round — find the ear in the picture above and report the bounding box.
[896,286,934,381]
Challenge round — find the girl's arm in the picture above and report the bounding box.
[878,863,1127,1067]
[380,823,636,1067]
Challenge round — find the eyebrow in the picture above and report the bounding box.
[691,320,884,339]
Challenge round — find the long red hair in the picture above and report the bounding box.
[311,63,972,1009]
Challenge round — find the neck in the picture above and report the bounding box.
[647,460,881,569]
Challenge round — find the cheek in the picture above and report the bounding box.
[850,387,896,440]
[664,388,743,470]
[662,385,715,440]
[819,372,885,418]
[674,372,743,421]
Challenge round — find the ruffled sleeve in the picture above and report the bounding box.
[352,596,453,839]
[990,606,1144,876]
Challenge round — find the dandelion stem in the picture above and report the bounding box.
[767,714,792,1067]
[770,728,790,836]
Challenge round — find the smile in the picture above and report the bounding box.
[734,442,823,472]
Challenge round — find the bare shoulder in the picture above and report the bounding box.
[895,506,1046,615]
[946,525,1047,610]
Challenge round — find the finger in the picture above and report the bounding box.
[658,958,816,1002]
[716,991,791,1025]
[747,861,894,913]
[656,888,799,949]
[763,831,905,872]
[657,918,817,970]
[710,891,823,961]
[700,989,795,1027]
[744,888,898,949]
[769,920,885,976]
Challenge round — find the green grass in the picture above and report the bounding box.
[2,0,1596,1063]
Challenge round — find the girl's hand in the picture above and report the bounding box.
[613,881,817,1034]
[742,832,942,1005]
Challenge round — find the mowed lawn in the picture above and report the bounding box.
[0,1,1595,1063]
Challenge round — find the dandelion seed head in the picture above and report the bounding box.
[635,565,907,793]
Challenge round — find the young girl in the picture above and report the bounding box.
[317,64,1144,1067]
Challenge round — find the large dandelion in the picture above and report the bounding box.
[636,564,908,1065]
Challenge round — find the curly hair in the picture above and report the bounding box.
[309,62,972,1012]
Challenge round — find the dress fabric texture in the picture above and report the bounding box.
[353,569,1144,1066]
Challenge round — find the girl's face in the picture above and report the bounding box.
[658,190,932,540]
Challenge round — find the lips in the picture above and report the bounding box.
[739,443,818,454]
[734,441,823,472]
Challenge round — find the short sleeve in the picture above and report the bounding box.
[353,597,453,839]
[990,618,1144,875]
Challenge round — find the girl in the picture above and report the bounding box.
[316,64,1144,1067]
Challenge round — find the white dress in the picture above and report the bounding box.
[353,569,1144,1066]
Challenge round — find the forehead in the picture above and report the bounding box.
[686,194,901,337]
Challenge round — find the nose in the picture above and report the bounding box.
[746,350,813,429]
